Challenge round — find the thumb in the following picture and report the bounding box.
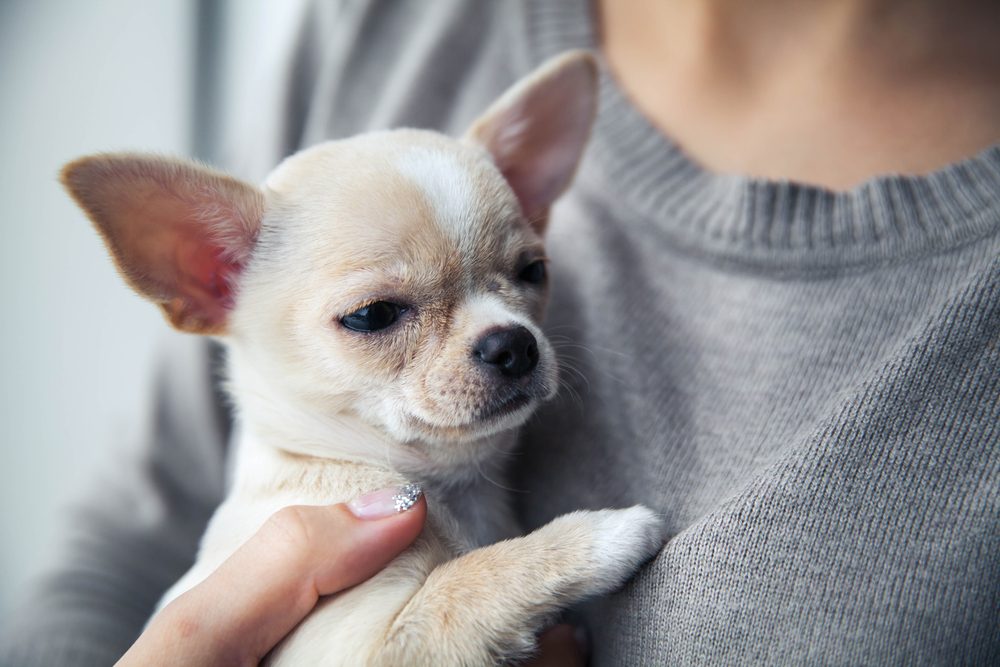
[120,485,426,666]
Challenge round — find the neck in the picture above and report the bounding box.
[228,363,517,481]
[230,407,520,547]
[617,1,992,65]
[598,0,1000,188]
[240,407,424,470]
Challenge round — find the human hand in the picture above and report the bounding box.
[117,488,427,666]
[117,488,585,666]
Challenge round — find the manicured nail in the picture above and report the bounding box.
[347,483,423,520]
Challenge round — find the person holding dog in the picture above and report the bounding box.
[3,0,998,664]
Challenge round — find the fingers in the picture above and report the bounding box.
[522,624,587,667]
[119,487,425,666]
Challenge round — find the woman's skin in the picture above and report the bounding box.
[599,0,1000,189]
[118,497,429,666]
[122,1,1000,664]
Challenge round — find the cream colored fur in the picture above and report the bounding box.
[62,52,665,666]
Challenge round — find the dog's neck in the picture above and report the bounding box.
[230,418,521,548]
[225,355,522,548]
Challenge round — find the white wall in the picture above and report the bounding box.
[0,0,195,617]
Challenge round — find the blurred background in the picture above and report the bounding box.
[0,0,305,619]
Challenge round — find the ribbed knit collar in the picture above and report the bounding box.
[522,0,1000,273]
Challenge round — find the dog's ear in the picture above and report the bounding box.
[61,154,264,335]
[464,50,598,234]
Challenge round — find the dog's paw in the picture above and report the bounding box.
[585,505,666,592]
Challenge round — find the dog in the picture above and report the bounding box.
[61,51,664,665]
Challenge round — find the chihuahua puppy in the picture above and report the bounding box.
[62,52,663,665]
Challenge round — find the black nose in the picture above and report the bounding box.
[473,326,539,378]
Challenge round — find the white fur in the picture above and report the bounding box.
[394,147,478,240]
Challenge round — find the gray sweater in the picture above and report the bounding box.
[3,0,998,664]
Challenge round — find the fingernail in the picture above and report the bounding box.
[347,483,423,520]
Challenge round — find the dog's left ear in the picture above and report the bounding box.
[464,50,598,234]
[61,154,264,335]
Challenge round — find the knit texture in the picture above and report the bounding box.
[2,0,997,664]
[517,3,1000,664]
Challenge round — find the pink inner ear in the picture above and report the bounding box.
[467,53,597,227]
[173,239,244,327]
[62,153,263,334]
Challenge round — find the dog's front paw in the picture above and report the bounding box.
[585,505,666,592]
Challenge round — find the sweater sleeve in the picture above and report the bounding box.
[0,336,230,666]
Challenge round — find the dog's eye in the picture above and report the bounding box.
[518,260,547,285]
[340,301,405,332]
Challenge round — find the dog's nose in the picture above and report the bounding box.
[474,326,539,378]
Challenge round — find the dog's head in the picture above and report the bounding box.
[61,52,597,469]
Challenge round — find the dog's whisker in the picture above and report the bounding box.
[558,382,585,410]
[552,348,629,388]
[473,455,521,494]
[556,359,592,395]
[551,338,632,361]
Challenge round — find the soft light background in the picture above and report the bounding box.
[0,0,304,620]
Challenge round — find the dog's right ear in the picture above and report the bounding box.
[464,50,598,235]
[61,154,264,335]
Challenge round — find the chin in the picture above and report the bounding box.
[400,396,540,446]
